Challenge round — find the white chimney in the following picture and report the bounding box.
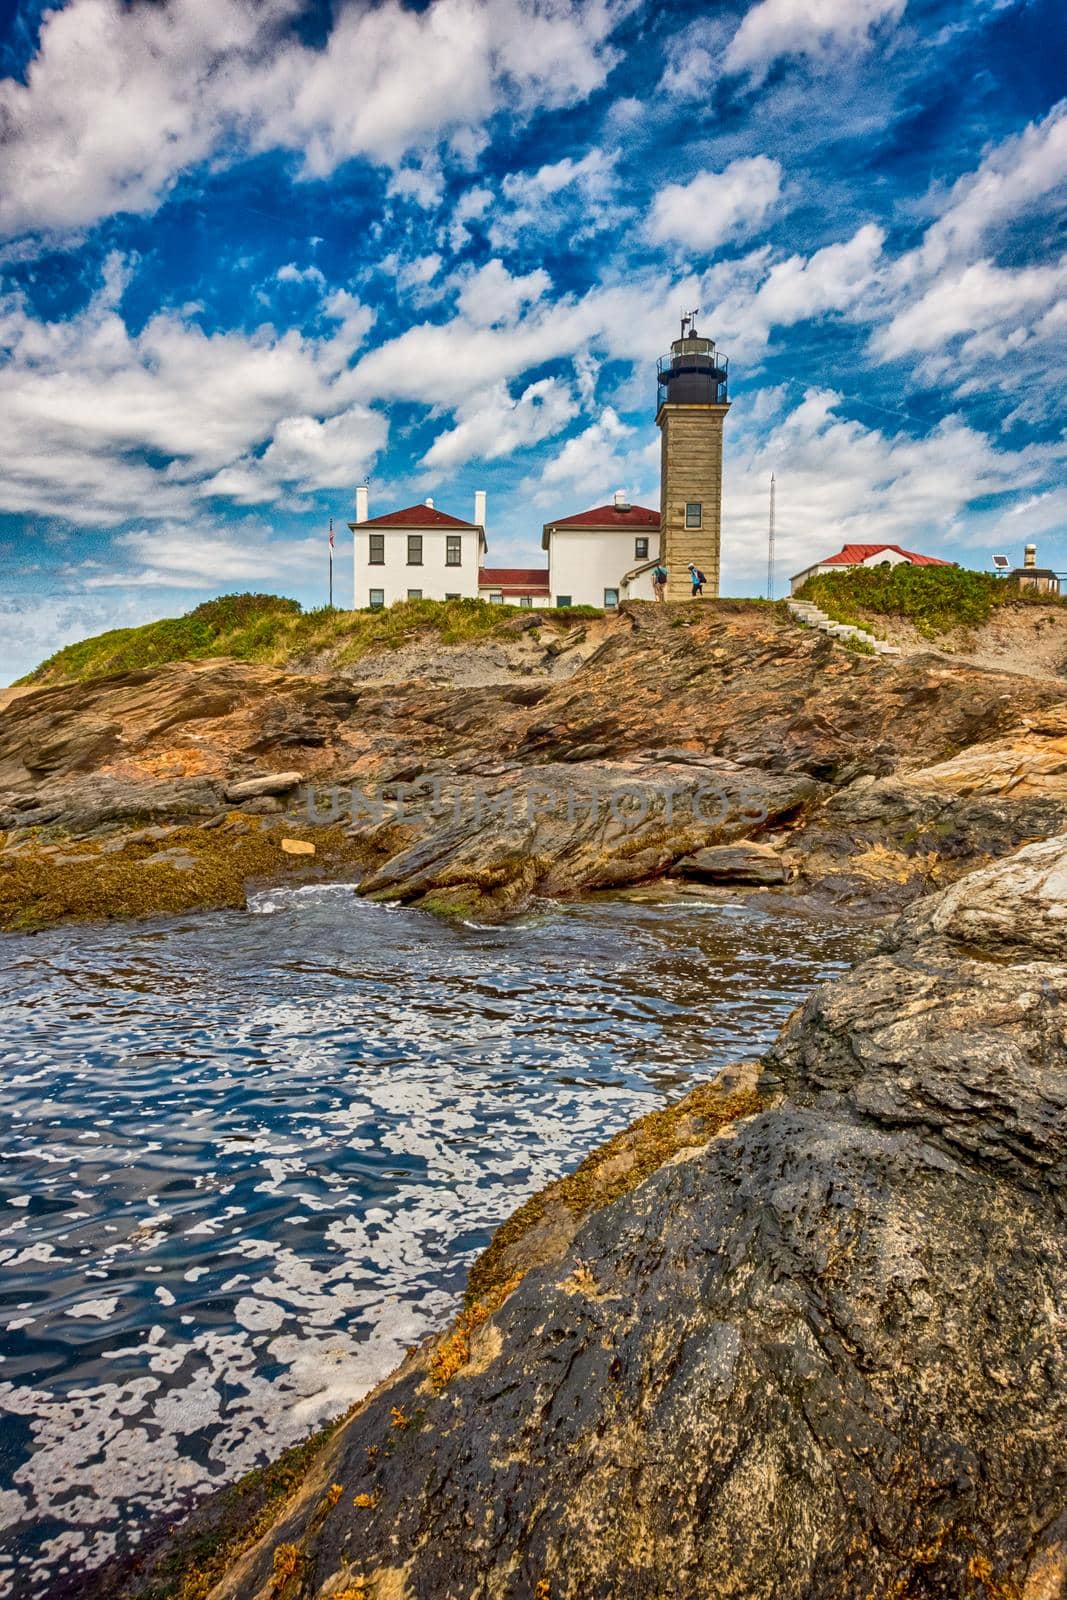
[355,484,369,523]
[1024,543,1037,569]
[614,487,630,511]
[425,497,434,509]
[474,489,487,528]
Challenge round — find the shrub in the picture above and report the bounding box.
[19,593,561,685]
[797,564,1066,640]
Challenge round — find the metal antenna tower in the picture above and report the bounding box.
[766,472,776,600]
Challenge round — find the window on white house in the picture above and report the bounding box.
[446,535,462,566]
[407,589,422,601]
[604,588,619,609]
[635,537,649,559]
[445,592,460,600]
[368,534,385,564]
[407,534,423,564]
[369,589,385,609]
[685,502,702,528]
[556,595,572,607]
[489,592,504,604]
[519,596,533,608]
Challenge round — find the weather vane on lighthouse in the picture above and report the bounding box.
[680,308,700,339]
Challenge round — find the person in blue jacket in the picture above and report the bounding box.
[688,562,706,597]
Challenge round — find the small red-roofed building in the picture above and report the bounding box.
[790,543,954,595]
[477,567,552,607]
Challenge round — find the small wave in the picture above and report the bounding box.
[247,882,363,914]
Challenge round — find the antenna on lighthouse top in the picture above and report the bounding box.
[680,308,700,339]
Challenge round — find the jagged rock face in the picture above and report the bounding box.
[3,606,1067,921]
[355,757,824,914]
[191,839,1067,1600]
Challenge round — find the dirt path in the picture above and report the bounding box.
[860,606,1067,682]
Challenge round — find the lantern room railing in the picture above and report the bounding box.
[656,348,729,406]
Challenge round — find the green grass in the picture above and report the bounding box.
[797,565,1067,640]
[19,594,576,686]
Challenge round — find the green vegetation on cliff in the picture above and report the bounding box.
[21,594,603,686]
[798,564,1065,639]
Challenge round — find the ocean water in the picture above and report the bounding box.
[0,887,865,1595]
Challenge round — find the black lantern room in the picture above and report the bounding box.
[656,312,729,407]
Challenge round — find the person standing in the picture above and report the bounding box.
[652,561,668,601]
[687,562,706,597]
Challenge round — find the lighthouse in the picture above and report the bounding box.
[655,313,730,599]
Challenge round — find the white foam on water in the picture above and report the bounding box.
[0,895,862,1598]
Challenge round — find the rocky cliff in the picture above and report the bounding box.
[3,602,1067,929]
[101,834,1066,1600]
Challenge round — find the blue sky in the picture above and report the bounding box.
[0,0,1064,681]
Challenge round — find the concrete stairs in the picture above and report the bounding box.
[787,598,901,656]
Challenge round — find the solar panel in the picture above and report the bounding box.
[992,554,1010,570]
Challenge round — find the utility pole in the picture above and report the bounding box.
[766,473,776,601]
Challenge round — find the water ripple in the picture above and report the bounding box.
[0,887,865,1595]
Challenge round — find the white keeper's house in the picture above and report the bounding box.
[349,485,660,610]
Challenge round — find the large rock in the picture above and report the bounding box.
[224,770,304,801]
[354,756,823,915]
[162,837,1066,1600]
[675,840,793,884]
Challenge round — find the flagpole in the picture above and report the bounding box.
[328,517,334,609]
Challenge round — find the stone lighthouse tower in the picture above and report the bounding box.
[656,313,730,599]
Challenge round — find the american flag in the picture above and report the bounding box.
[328,518,334,550]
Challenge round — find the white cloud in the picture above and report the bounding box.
[858,106,1067,412]
[0,254,380,523]
[386,158,447,212]
[909,100,1067,277]
[88,525,325,588]
[872,256,1067,361]
[0,591,178,685]
[455,259,552,326]
[658,17,734,98]
[646,157,783,253]
[723,0,908,83]
[276,263,326,288]
[490,147,621,249]
[716,224,885,349]
[202,406,388,505]
[391,253,447,309]
[421,377,577,472]
[0,0,631,238]
[521,407,652,507]
[445,185,494,251]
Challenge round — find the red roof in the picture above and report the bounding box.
[356,503,479,530]
[820,544,952,568]
[545,503,660,530]
[479,567,551,592]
